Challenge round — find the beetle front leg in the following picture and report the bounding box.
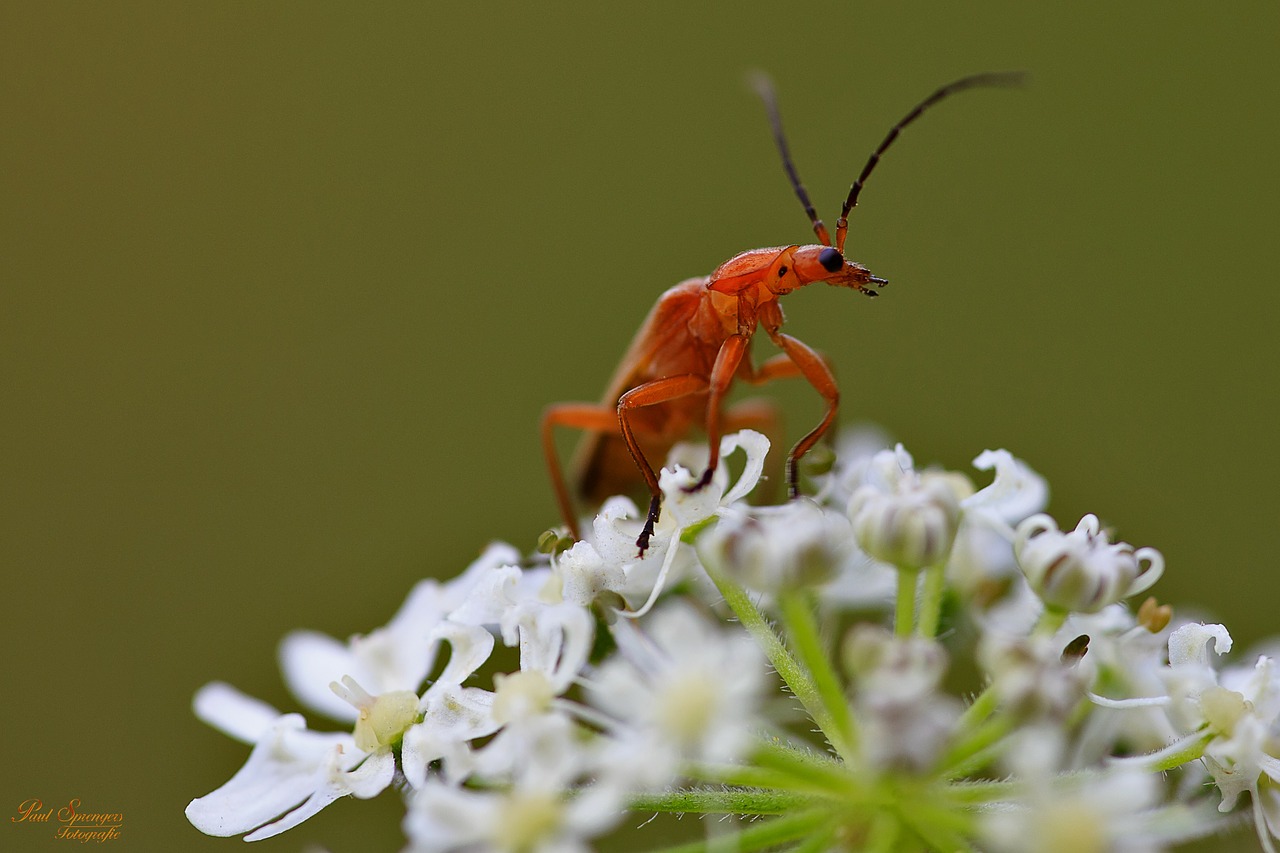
[759,331,839,498]
[617,375,709,555]
[683,334,750,494]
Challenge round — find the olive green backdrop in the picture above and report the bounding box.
[2,3,1277,851]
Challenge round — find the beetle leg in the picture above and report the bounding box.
[685,334,750,493]
[541,403,620,541]
[617,375,710,555]
[758,332,839,499]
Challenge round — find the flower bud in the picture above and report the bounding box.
[844,626,959,771]
[699,501,851,592]
[1014,514,1163,614]
[848,445,968,569]
[843,625,948,702]
[979,634,1088,722]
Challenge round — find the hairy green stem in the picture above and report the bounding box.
[682,761,807,792]
[648,809,830,853]
[895,567,920,637]
[753,739,858,797]
[942,716,1012,778]
[629,788,812,815]
[703,562,841,754]
[778,590,858,761]
[916,563,947,638]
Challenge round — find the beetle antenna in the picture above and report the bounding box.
[750,72,832,247]
[835,71,1026,253]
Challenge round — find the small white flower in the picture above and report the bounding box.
[278,542,517,722]
[184,683,394,840]
[1103,623,1280,852]
[844,627,961,771]
[949,450,1048,600]
[603,430,771,618]
[585,602,767,771]
[1057,605,1178,765]
[555,539,625,608]
[982,728,1181,853]
[660,430,769,528]
[403,714,621,853]
[980,633,1089,722]
[1014,514,1163,614]
[848,444,970,570]
[401,592,594,787]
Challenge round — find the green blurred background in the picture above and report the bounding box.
[2,2,1277,850]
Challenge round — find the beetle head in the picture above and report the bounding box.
[790,245,887,297]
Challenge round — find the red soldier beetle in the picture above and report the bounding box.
[543,72,1024,556]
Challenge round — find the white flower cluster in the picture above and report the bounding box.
[187,430,1280,852]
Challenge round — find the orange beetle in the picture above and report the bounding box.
[543,73,1022,555]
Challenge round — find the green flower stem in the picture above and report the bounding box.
[682,761,808,791]
[899,808,974,853]
[956,684,998,732]
[943,778,1020,804]
[941,716,1012,779]
[1033,607,1067,636]
[866,811,901,853]
[704,563,842,757]
[1146,732,1212,772]
[628,788,813,815]
[916,562,947,638]
[753,739,859,797]
[758,736,850,772]
[894,567,920,637]
[648,809,830,853]
[788,821,838,853]
[942,740,1006,781]
[778,590,858,760]
[899,791,976,839]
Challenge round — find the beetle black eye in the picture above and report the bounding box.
[818,247,843,273]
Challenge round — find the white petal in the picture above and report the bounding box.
[402,723,479,788]
[241,750,394,841]
[448,564,524,628]
[278,630,365,722]
[1169,623,1233,667]
[185,714,359,837]
[516,602,594,693]
[660,464,724,527]
[964,449,1048,524]
[192,682,281,744]
[419,685,501,742]
[558,541,624,606]
[386,578,448,633]
[591,496,650,566]
[720,429,770,506]
[440,542,523,609]
[428,620,496,687]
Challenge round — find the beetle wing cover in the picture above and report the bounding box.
[570,277,710,503]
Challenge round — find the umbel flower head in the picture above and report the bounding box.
[186,429,1279,852]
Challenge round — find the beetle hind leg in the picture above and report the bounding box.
[541,403,620,541]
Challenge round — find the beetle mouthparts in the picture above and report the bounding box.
[870,275,889,287]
